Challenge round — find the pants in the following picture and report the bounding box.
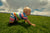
[9,13,17,23]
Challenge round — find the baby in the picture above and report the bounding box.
[9,7,36,27]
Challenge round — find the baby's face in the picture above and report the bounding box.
[23,7,31,16]
[25,9,31,16]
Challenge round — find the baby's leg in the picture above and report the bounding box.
[13,17,18,23]
[9,13,15,24]
[9,18,15,23]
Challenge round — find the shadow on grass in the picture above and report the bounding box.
[8,20,31,29]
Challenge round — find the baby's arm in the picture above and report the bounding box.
[24,19,36,27]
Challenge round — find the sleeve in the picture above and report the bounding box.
[23,14,28,20]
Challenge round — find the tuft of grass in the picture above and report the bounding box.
[0,13,50,33]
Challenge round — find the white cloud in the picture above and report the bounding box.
[48,0,50,1]
[1,0,6,3]
[17,8,23,13]
[0,0,50,16]
[1,0,9,8]
[5,0,48,9]
[31,11,50,16]
[17,8,50,16]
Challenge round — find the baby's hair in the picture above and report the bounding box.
[23,7,31,11]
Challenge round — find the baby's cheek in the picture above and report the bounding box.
[28,12,30,14]
[27,13,30,15]
[28,13,30,15]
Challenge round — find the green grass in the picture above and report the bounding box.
[0,13,50,33]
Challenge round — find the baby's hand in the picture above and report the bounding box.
[32,24,36,27]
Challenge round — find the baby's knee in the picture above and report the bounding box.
[9,21,14,23]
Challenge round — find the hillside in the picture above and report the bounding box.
[0,13,50,33]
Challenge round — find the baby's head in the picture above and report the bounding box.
[23,7,31,16]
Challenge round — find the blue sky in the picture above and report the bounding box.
[0,0,3,6]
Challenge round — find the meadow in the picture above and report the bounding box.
[0,13,50,33]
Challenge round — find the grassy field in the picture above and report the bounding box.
[0,13,50,33]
